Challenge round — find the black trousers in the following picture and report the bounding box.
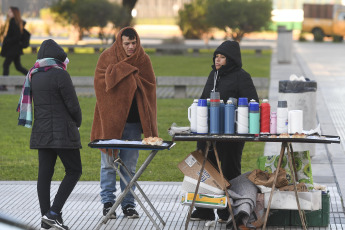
[195,141,245,216]
[197,141,245,181]
[37,148,82,216]
[2,55,28,75]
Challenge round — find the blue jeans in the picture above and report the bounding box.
[100,122,141,209]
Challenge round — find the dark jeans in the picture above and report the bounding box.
[37,148,82,216]
[2,55,28,76]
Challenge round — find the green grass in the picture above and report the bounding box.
[1,49,269,181]
[0,95,264,181]
[13,49,270,77]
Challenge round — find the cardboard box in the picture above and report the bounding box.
[178,150,230,194]
[181,175,225,195]
[264,190,321,210]
[267,192,330,227]
[181,192,227,209]
[291,192,330,227]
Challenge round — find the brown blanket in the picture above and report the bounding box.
[91,27,158,142]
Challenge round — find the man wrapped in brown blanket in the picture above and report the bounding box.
[91,27,158,219]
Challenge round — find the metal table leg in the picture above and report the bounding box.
[213,141,238,230]
[184,141,210,230]
[262,142,307,230]
[95,149,164,230]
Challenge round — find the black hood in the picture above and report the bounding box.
[37,39,67,62]
[212,40,242,73]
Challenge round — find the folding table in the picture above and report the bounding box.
[88,139,175,230]
[173,133,340,230]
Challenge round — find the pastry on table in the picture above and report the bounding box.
[291,132,306,138]
[279,133,290,138]
[142,136,163,145]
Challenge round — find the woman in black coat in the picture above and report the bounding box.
[18,39,82,230]
[1,7,28,90]
[191,40,259,223]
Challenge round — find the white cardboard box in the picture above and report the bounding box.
[181,192,227,209]
[181,175,225,195]
[264,190,322,210]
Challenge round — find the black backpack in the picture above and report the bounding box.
[21,28,31,48]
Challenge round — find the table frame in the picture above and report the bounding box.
[173,134,340,230]
[88,140,175,230]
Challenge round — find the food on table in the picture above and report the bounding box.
[279,133,290,138]
[142,137,163,146]
[291,132,307,138]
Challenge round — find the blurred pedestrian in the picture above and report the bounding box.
[17,39,82,230]
[1,6,28,90]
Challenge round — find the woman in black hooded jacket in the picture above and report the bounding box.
[27,39,82,230]
[191,40,259,222]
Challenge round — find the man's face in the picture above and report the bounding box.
[122,36,137,56]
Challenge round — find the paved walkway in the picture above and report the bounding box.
[1,40,345,229]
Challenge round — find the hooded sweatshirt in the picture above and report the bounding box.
[200,40,259,103]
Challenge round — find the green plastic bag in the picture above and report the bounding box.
[257,151,313,190]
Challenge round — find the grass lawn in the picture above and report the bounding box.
[10,49,271,77]
[0,49,269,181]
[0,95,264,181]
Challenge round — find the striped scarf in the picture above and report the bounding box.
[17,58,68,128]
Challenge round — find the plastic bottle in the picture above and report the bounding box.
[188,99,198,133]
[270,112,277,134]
[210,92,220,134]
[277,100,288,134]
[249,100,260,134]
[219,100,225,134]
[197,99,208,134]
[236,97,249,134]
[224,99,235,134]
[260,99,271,133]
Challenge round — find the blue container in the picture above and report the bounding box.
[210,106,220,134]
[219,100,225,134]
[224,101,235,134]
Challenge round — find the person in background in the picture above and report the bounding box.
[17,39,82,230]
[1,6,28,90]
[91,27,158,219]
[190,40,259,223]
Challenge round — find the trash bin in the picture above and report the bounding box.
[278,80,317,157]
[277,26,293,64]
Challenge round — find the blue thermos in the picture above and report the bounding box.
[219,100,225,134]
[210,92,220,134]
[224,99,235,134]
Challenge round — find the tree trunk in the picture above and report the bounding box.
[122,0,138,26]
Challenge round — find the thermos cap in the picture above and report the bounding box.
[238,97,248,106]
[210,91,220,99]
[249,102,259,111]
[271,112,277,117]
[278,100,287,108]
[198,99,207,106]
[262,99,269,103]
[193,99,198,103]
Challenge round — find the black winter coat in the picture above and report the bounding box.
[200,41,259,103]
[197,41,259,180]
[1,18,24,57]
[30,39,82,149]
